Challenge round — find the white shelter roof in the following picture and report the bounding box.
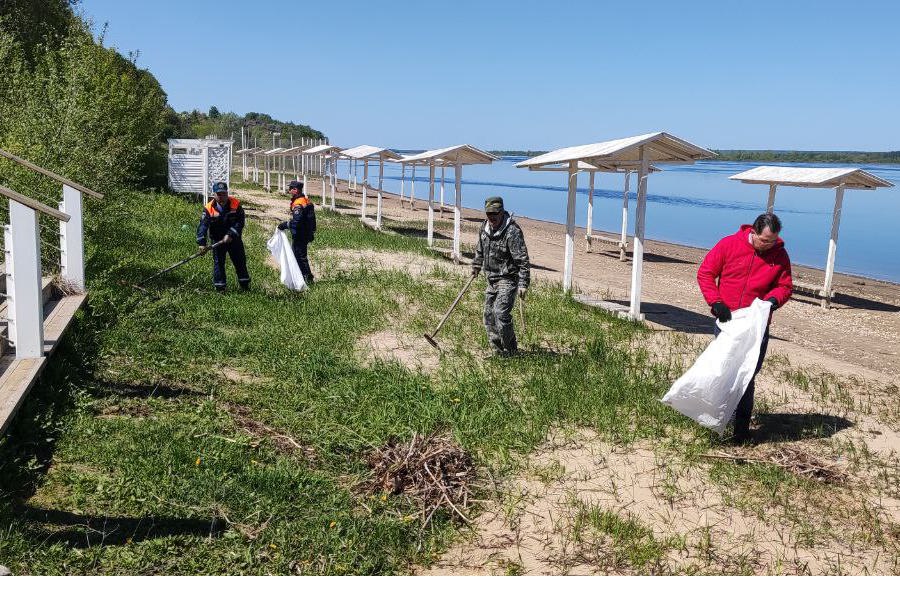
[341,145,403,160]
[302,144,342,156]
[729,166,893,190]
[398,144,498,165]
[235,147,261,155]
[527,161,661,173]
[264,147,286,155]
[515,132,716,169]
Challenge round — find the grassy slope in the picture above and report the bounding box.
[0,190,865,574]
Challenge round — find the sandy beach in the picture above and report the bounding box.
[242,174,900,383]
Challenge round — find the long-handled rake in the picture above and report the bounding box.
[128,238,227,294]
[424,273,477,352]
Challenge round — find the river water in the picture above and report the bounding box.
[348,157,900,283]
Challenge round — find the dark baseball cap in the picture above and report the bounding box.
[484,196,504,213]
[288,180,303,191]
[212,182,228,193]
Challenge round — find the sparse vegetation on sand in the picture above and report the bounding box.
[1,188,897,575]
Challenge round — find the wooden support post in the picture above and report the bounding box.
[59,185,85,290]
[452,163,462,262]
[348,157,355,195]
[410,164,416,211]
[822,184,845,309]
[585,170,595,253]
[628,150,649,320]
[766,184,777,213]
[330,155,336,210]
[321,156,326,207]
[620,171,630,261]
[361,159,369,218]
[427,163,435,246]
[6,202,44,358]
[440,166,446,217]
[376,157,385,229]
[563,161,578,293]
[399,163,406,206]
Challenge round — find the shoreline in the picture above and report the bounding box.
[235,173,900,379]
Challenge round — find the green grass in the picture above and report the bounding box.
[569,503,678,573]
[0,189,873,574]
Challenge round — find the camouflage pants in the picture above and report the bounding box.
[484,278,518,354]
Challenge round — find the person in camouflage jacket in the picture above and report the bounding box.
[471,196,531,356]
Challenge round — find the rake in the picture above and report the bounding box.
[424,273,477,351]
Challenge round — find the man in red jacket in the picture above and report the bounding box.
[697,213,793,442]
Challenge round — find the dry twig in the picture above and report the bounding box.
[362,432,476,525]
[700,444,848,484]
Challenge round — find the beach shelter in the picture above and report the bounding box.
[399,145,497,261]
[340,145,403,229]
[527,161,660,262]
[262,148,284,191]
[250,148,268,184]
[729,166,893,308]
[235,147,260,182]
[274,146,311,192]
[302,144,343,209]
[517,132,715,320]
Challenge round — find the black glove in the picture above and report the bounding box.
[471,265,481,277]
[277,222,288,231]
[711,301,732,323]
[766,297,779,310]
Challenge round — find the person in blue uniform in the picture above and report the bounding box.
[197,181,251,292]
[277,180,316,284]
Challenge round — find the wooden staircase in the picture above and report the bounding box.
[0,149,100,435]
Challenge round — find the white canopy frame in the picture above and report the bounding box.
[517,132,715,320]
[399,145,497,260]
[729,166,893,308]
[341,145,403,229]
[302,144,343,209]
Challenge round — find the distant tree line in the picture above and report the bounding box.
[174,108,326,149]
[710,150,900,164]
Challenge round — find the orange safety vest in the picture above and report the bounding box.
[205,196,240,217]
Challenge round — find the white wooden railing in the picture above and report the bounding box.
[0,148,101,359]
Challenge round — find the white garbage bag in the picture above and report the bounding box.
[266,229,308,291]
[660,298,771,435]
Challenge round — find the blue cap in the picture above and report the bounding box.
[212,182,228,193]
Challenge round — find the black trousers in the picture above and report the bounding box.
[292,239,313,283]
[714,320,770,438]
[212,238,250,290]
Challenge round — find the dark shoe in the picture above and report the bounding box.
[239,282,250,291]
[731,428,755,446]
[215,287,226,294]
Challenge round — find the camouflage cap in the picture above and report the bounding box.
[484,196,504,213]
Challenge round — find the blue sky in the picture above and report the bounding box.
[78,0,900,151]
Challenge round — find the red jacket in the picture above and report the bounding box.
[697,224,793,312]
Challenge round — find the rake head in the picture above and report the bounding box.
[423,333,441,352]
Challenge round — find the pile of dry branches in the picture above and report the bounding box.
[364,432,475,525]
[703,444,848,484]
